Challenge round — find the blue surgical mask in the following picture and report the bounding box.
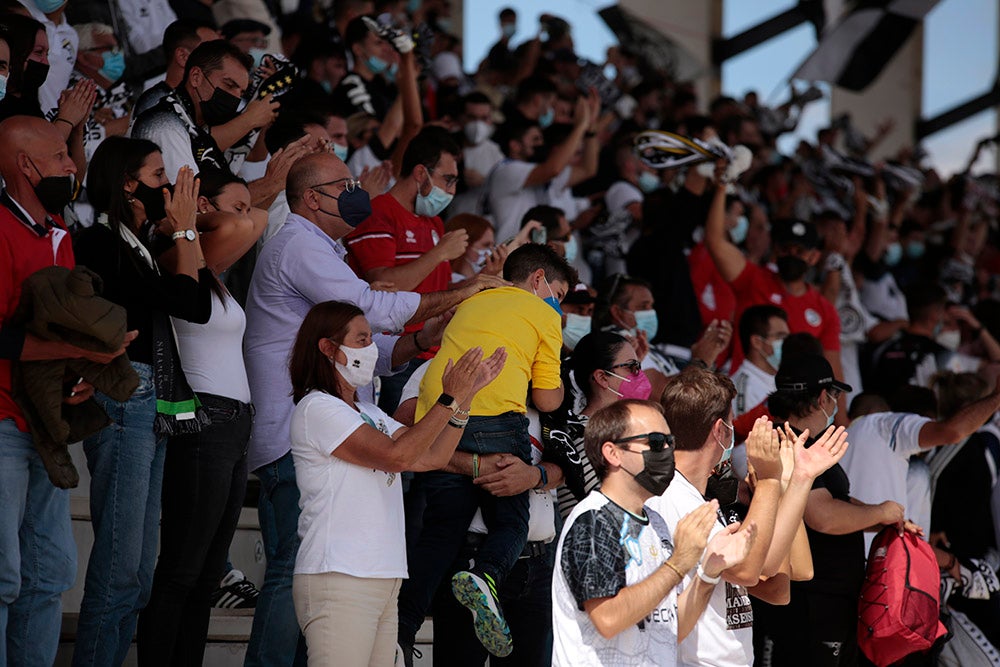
[821,398,838,429]
[407,0,421,12]
[765,337,783,372]
[99,50,126,81]
[730,215,749,245]
[0,74,7,102]
[906,241,925,259]
[717,421,735,467]
[249,47,267,69]
[332,143,349,161]
[386,62,399,82]
[884,241,902,267]
[538,107,555,129]
[562,312,591,350]
[563,234,578,264]
[535,275,562,316]
[33,0,65,12]
[415,183,453,217]
[637,171,660,193]
[367,55,389,74]
[502,23,516,38]
[633,309,658,340]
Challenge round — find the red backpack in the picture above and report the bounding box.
[858,528,949,666]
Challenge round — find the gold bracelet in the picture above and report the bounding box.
[663,560,686,581]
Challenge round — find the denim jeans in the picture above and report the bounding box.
[74,362,166,667]
[397,412,531,645]
[244,451,307,667]
[0,418,76,667]
[432,537,554,667]
[136,394,253,666]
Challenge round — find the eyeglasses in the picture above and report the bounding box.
[310,177,360,194]
[608,360,642,377]
[426,166,459,188]
[613,432,675,453]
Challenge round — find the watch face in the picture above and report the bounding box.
[185,229,196,241]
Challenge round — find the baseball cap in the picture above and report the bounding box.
[221,19,272,39]
[771,218,820,249]
[775,353,852,394]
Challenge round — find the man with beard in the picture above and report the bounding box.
[703,178,845,420]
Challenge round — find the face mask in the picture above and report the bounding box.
[471,247,490,272]
[320,80,333,94]
[335,341,379,388]
[199,84,242,126]
[99,50,126,81]
[249,48,267,69]
[637,170,660,193]
[906,241,925,259]
[501,23,516,38]
[533,274,563,316]
[332,143,349,161]
[436,18,453,33]
[0,73,7,102]
[386,62,399,82]
[538,107,555,129]
[132,181,172,222]
[562,312,591,350]
[605,369,653,400]
[820,396,838,429]
[28,158,76,214]
[716,420,735,468]
[563,235,578,264]
[464,120,493,145]
[621,445,675,496]
[936,329,961,351]
[23,59,50,92]
[633,309,658,341]
[315,186,373,227]
[884,241,902,267]
[33,0,65,12]
[407,0,421,12]
[765,337,783,372]
[730,215,749,244]
[415,183,453,218]
[367,55,389,74]
[706,467,739,506]
[775,255,809,282]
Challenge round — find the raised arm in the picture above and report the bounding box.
[919,377,1000,447]
[704,178,747,282]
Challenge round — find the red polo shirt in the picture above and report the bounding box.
[0,200,74,431]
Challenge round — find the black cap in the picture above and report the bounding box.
[771,218,820,249]
[221,19,271,39]
[775,353,852,394]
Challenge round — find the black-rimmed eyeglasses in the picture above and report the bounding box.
[613,432,675,452]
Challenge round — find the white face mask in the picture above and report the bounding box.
[334,341,379,388]
[936,329,962,352]
[464,119,493,145]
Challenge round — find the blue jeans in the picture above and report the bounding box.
[137,394,253,666]
[244,451,307,667]
[74,362,166,667]
[0,418,76,667]
[397,413,531,645]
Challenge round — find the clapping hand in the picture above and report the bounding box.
[164,167,200,230]
[670,499,719,573]
[782,422,848,484]
[746,416,782,482]
[702,520,758,579]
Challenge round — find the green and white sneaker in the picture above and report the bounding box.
[450,569,513,657]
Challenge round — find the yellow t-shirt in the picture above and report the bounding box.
[415,286,563,419]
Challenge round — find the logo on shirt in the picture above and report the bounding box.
[769,293,782,305]
[805,308,822,327]
[405,230,417,244]
[62,38,74,62]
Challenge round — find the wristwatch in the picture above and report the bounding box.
[534,464,548,489]
[172,229,197,242]
[436,393,459,414]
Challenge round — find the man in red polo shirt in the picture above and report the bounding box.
[0,116,131,666]
[703,177,846,423]
[345,126,469,411]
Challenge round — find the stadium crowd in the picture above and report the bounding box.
[0,0,999,666]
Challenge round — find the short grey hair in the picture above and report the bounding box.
[74,23,116,53]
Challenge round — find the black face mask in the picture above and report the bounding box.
[132,181,173,222]
[623,446,676,496]
[198,84,242,126]
[706,466,740,507]
[22,60,50,93]
[28,158,76,214]
[775,255,810,282]
[315,186,372,228]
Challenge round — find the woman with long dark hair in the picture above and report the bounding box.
[136,166,268,665]
[72,136,212,666]
[287,300,505,665]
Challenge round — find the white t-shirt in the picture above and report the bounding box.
[115,0,176,54]
[840,412,930,552]
[486,160,544,243]
[450,140,506,216]
[647,473,753,667]
[553,491,678,667]
[172,289,251,403]
[906,457,932,542]
[859,272,908,323]
[605,180,643,214]
[290,391,407,578]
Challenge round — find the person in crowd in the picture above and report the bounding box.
[0,115,116,667]
[732,305,788,416]
[445,213,495,283]
[220,18,268,64]
[688,194,742,328]
[870,281,1000,393]
[519,204,578,266]
[479,6,517,74]
[72,136,212,666]
[504,75,556,128]
[552,399,757,666]
[397,243,573,661]
[450,91,504,215]
[135,167,266,665]
[288,300,505,666]
[132,18,219,118]
[21,0,77,116]
[345,126,467,411]
[331,15,398,119]
[242,150,503,667]
[559,283,596,352]
[71,22,130,161]
[651,364,849,667]
[755,353,921,666]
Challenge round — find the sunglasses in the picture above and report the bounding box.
[607,360,642,377]
[613,432,675,453]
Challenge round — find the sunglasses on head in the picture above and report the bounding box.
[613,431,675,452]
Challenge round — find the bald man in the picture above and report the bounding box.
[242,152,506,665]
[0,116,127,666]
